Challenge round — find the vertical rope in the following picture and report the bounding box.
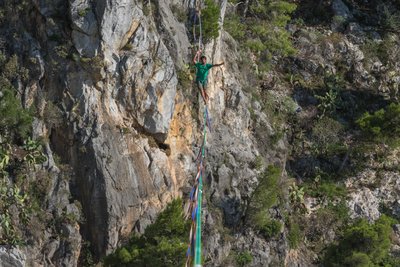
[198,13,203,50]
[186,1,208,266]
[186,106,210,267]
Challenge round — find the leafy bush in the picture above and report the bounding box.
[259,219,282,238]
[323,215,396,267]
[223,0,296,70]
[287,219,302,249]
[104,198,189,267]
[357,102,400,144]
[201,0,220,41]
[311,117,344,155]
[0,180,33,245]
[289,182,305,212]
[0,88,33,141]
[304,179,347,201]
[236,250,253,267]
[378,3,400,33]
[247,165,282,236]
[0,53,33,141]
[247,1,297,69]
[223,13,246,40]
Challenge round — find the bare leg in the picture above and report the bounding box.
[203,90,209,102]
[203,82,209,103]
[197,81,208,104]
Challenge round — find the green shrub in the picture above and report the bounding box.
[289,183,305,212]
[0,88,33,140]
[249,165,281,210]
[223,0,296,71]
[361,39,388,64]
[323,215,396,267]
[378,3,400,33]
[305,180,347,201]
[0,53,33,141]
[0,181,33,245]
[357,102,400,145]
[224,14,246,40]
[104,198,189,267]
[259,219,282,239]
[287,219,301,249]
[247,1,297,59]
[236,250,253,267]
[311,117,343,155]
[201,0,220,41]
[247,165,282,235]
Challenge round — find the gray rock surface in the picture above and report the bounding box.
[3,0,400,266]
[0,247,26,267]
[69,0,100,57]
[346,170,400,221]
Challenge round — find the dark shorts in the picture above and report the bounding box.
[196,80,207,91]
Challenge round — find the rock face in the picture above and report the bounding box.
[2,0,400,266]
[69,0,100,57]
[50,0,184,256]
[346,169,400,221]
[28,0,286,263]
[0,247,25,267]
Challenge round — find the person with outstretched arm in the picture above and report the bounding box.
[193,50,224,103]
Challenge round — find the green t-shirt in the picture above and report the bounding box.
[195,62,213,82]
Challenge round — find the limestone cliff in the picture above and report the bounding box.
[0,0,400,266]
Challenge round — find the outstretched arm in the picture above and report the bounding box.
[193,50,202,64]
[212,61,224,67]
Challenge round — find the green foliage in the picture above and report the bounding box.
[361,39,389,64]
[223,0,296,70]
[289,182,305,212]
[104,198,189,267]
[250,165,281,211]
[201,0,220,41]
[259,219,282,238]
[235,250,253,267]
[247,1,297,66]
[247,165,282,237]
[54,45,69,59]
[315,89,339,117]
[0,146,10,172]
[79,241,95,267]
[223,14,246,40]
[287,219,301,249]
[258,91,296,143]
[323,215,396,267]
[305,179,347,201]
[0,180,32,245]
[0,53,33,141]
[311,117,344,155]
[314,73,345,117]
[23,138,47,167]
[0,88,33,140]
[78,7,91,17]
[357,103,400,145]
[378,3,400,33]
